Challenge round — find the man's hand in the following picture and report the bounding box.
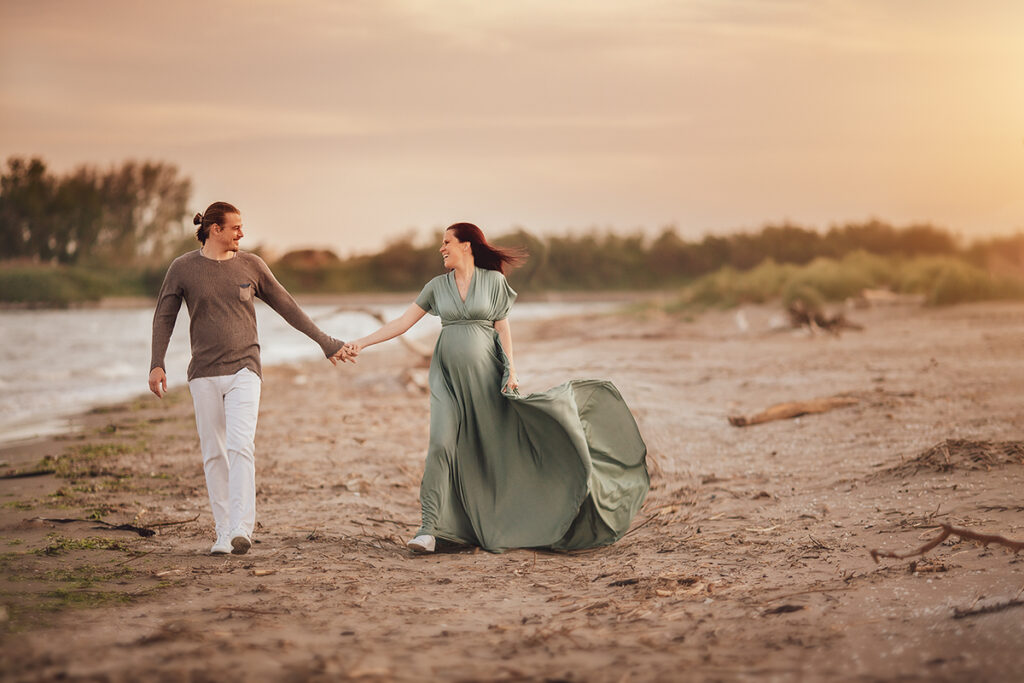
[329,343,360,366]
[149,367,167,398]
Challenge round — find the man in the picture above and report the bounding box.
[148,201,356,555]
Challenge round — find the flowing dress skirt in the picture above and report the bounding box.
[417,318,649,552]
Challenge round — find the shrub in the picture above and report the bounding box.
[0,265,147,306]
[672,252,1024,310]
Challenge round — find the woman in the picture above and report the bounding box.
[347,223,649,553]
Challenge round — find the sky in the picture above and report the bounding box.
[1,0,1022,255]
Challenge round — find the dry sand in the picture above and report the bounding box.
[1,302,1023,682]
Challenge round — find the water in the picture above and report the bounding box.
[0,299,617,444]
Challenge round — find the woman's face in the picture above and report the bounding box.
[440,229,471,269]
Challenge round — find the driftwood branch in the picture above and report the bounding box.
[787,301,862,335]
[729,396,858,427]
[870,523,1024,563]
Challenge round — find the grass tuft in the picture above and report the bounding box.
[36,533,138,556]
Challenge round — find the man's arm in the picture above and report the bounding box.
[254,256,347,360]
[149,262,183,398]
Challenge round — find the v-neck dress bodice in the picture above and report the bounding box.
[413,267,649,552]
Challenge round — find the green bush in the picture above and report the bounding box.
[0,265,147,306]
[0,267,82,306]
[902,258,1024,305]
[672,251,1024,310]
[783,255,876,303]
[780,282,826,312]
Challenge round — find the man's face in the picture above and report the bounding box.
[211,212,244,252]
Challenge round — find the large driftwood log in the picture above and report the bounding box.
[728,396,859,427]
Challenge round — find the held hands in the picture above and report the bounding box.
[148,367,167,398]
[329,342,361,366]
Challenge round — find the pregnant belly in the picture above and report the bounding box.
[436,326,502,373]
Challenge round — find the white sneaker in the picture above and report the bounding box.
[407,534,435,553]
[210,535,232,555]
[230,529,252,555]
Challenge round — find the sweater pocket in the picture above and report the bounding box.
[238,283,253,302]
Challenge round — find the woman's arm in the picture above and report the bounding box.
[494,318,519,392]
[352,303,427,350]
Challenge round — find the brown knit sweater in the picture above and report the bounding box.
[150,250,344,381]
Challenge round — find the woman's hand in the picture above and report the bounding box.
[503,368,520,394]
[342,342,361,362]
[330,342,361,365]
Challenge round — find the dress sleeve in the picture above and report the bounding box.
[415,278,436,316]
[493,272,517,320]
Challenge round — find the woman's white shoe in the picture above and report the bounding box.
[407,534,436,553]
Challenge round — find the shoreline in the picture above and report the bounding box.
[0,294,652,447]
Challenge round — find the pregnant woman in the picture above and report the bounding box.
[347,223,649,553]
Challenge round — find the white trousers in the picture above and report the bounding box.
[188,368,262,537]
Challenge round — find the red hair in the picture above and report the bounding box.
[446,222,527,274]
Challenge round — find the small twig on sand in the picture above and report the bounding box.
[807,535,831,550]
[0,468,56,479]
[608,578,640,587]
[114,549,156,566]
[761,586,856,604]
[870,523,1024,563]
[952,599,1024,619]
[621,513,660,538]
[215,605,285,616]
[368,517,415,527]
[33,517,156,538]
[145,514,201,528]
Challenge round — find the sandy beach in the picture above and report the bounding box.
[1,301,1023,682]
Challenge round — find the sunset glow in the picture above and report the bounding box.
[2,0,1022,253]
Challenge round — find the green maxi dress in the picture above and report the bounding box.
[414,266,649,553]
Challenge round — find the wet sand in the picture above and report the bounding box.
[1,302,1023,682]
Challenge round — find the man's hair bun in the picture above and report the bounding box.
[194,202,238,244]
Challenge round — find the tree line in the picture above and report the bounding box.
[275,221,1022,294]
[2,155,1021,299]
[0,156,191,265]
